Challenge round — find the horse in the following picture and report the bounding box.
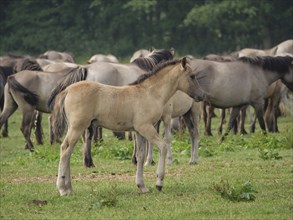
[0,66,15,137]
[236,39,292,58]
[202,54,248,136]
[35,58,79,72]
[38,50,75,63]
[0,49,174,157]
[132,91,201,166]
[130,49,151,62]
[87,54,119,63]
[49,57,198,196]
[0,66,87,151]
[189,56,293,141]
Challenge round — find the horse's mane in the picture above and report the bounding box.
[129,59,181,85]
[132,49,174,71]
[0,66,15,79]
[47,67,87,111]
[15,58,42,72]
[239,56,293,74]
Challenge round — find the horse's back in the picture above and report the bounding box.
[275,39,293,55]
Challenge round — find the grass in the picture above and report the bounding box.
[0,109,292,219]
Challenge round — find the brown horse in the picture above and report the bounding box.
[50,58,198,196]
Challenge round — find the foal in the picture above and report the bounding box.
[50,58,198,196]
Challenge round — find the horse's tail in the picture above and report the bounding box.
[51,89,68,140]
[47,66,87,111]
[7,76,38,106]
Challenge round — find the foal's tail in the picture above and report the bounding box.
[51,90,68,140]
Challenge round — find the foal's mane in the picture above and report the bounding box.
[239,56,293,74]
[129,59,181,85]
[132,49,174,71]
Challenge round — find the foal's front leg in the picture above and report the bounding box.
[136,124,167,191]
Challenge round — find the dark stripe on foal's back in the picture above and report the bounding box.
[239,56,293,74]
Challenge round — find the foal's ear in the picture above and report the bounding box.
[181,57,188,70]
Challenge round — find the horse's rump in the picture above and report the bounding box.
[8,76,38,106]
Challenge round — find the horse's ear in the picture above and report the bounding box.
[170,48,175,56]
[149,47,155,52]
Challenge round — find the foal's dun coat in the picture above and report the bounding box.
[50,58,197,196]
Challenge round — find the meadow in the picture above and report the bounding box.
[0,108,292,220]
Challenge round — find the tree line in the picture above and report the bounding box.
[1,0,292,62]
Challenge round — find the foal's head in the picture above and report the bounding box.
[175,57,198,99]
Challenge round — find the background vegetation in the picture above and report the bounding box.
[1,0,292,62]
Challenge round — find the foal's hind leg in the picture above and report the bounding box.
[57,127,83,196]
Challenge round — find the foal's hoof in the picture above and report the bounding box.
[156,185,163,191]
[59,189,73,196]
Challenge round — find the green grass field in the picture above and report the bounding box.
[0,109,292,219]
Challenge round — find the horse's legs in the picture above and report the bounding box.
[252,102,267,134]
[93,127,103,143]
[131,132,138,165]
[82,125,95,167]
[20,109,36,151]
[134,132,148,193]
[183,104,200,164]
[135,124,167,191]
[34,111,43,145]
[162,116,172,165]
[239,106,248,135]
[0,85,18,132]
[220,107,241,142]
[145,121,162,166]
[217,108,226,135]
[2,120,8,137]
[205,106,214,136]
[57,128,82,196]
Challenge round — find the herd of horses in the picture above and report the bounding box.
[0,39,292,196]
